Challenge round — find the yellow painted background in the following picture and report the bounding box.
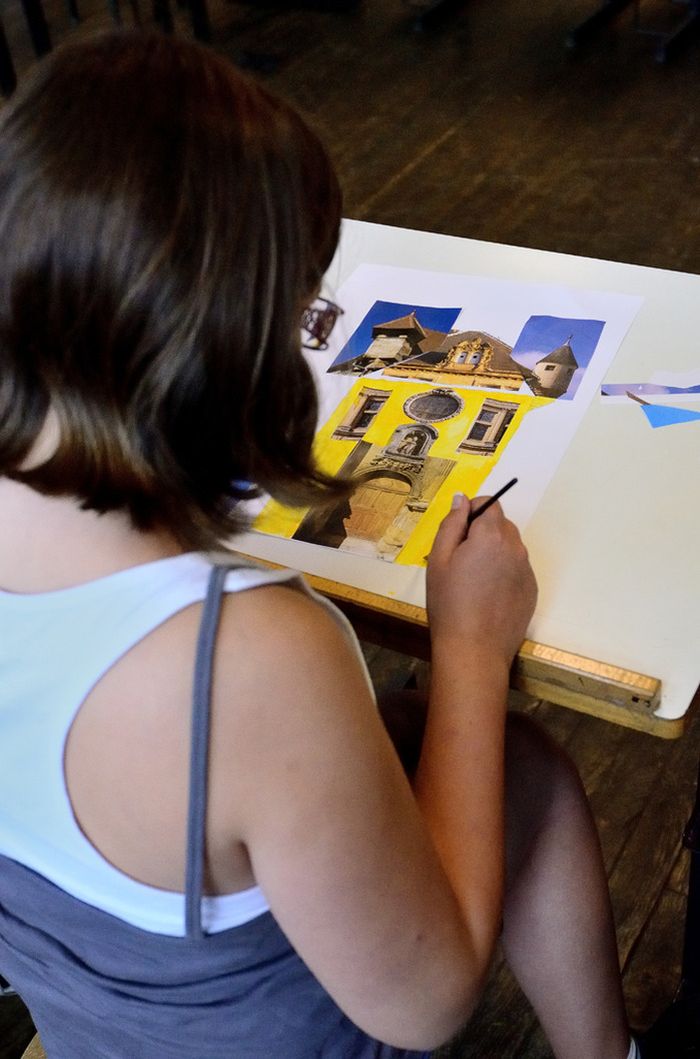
[255,379,550,565]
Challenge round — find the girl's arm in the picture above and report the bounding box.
[210,496,535,1051]
[415,494,537,988]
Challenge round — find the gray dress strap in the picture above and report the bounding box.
[185,564,230,939]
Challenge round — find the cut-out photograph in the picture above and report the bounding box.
[292,428,456,562]
[511,315,605,401]
[327,301,462,376]
[254,378,548,565]
[329,302,606,403]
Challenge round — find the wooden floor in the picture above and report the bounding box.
[1,0,700,1054]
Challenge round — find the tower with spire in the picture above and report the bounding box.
[529,335,579,398]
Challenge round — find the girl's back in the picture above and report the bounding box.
[0,532,427,1056]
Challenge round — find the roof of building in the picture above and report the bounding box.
[400,350,447,367]
[388,329,528,377]
[537,339,578,368]
[372,312,428,339]
[417,328,451,355]
[441,331,526,375]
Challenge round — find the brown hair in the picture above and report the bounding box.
[0,30,348,549]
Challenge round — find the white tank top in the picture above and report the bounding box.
[0,553,371,937]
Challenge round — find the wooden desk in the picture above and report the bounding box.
[235,220,700,738]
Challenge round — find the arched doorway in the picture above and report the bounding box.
[339,473,411,553]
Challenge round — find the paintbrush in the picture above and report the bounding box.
[466,477,518,528]
[424,477,519,562]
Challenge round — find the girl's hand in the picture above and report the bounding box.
[427,493,537,668]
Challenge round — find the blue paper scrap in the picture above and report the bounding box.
[640,404,700,429]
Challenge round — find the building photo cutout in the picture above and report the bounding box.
[256,378,548,565]
[328,303,604,403]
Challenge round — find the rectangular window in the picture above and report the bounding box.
[468,422,489,442]
[333,389,389,439]
[458,400,519,455]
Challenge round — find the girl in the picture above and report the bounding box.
[0,30,637,1059]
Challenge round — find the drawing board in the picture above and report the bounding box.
[235,220,700,723]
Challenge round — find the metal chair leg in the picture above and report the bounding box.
[151,0,174,32]
[654,0,700,62]
[566,0,635,48]
[0,17,17,96]
[65,0,81,24]
[186,0,211,41]
[19,0,51,56]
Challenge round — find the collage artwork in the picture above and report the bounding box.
[253,264,642,567]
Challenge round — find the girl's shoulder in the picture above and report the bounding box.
[214,576,370,713]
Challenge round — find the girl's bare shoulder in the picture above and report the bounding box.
[212,579,370,725]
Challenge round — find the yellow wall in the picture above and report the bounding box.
[256,379,551,565]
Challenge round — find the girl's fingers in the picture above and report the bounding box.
[429,493,472,565]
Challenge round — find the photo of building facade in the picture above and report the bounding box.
[255,379,548,564]
[330,310,581,399]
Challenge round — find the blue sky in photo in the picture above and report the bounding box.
[511,315,606,401]
[329,301,462,371]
